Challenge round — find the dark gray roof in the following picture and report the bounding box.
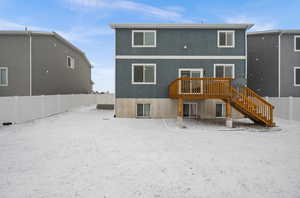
[0,30,91,66]
[248,29,300,35]
[110,23,254,30]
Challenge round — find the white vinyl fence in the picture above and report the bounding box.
[266,97,300,122]
[0,94,114,124]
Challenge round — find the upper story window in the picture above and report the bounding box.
[218,30,235,48]
[67,56,75,69]
[214,64,235,78]
[132,30,156,47]
[132,64,156,84]
[294,67,300,86]
[294,36,300,52]
[0,67,8,86]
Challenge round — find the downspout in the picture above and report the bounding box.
[245,30,248,84]
[278,31,284,97]
[29,31,32,96]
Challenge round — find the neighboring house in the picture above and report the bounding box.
[247,30,300,97]
[110,23,275,127]
[0,31,92,96]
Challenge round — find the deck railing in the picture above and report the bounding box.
[168,77,275,126]
[169,77,232,99]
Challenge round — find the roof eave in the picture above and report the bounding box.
[110,23,254,30]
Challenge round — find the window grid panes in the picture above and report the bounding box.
[133,31,156,47]
[295,67,300,86]
[216,103,226,117]
[67,56,75,69]
[132,64,155,84]
[295,37,300,51]
[215,64,234,78]
[137,104,150,117]
[218,31,234,47]
[0,67,8,86]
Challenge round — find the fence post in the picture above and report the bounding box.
[14,96,19,123]
[57,95,61,113]
[41,95,45,118]
[289,96,293,121]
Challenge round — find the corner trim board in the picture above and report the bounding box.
[116,55,246,60]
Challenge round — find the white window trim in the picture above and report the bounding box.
[132,30,156,48]
[294,66,300,86]
[0,67,8,86]
[136,103,151,118]
[67,56,75,69]
[217,30,235,48]
[178,68,204,77]
[294,35,300,52]
[178,68,204,95]
[132,63,156,85]
[216,103,226,118]
[183,103,198,118]
[213,64,235,78]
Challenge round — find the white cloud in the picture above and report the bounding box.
[0,18,112,43]
[65,0,191,22]
[224,15,277,31]
[0,18,47,31]
[57,26,113,43]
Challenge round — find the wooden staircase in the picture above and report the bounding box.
[168,78,275,127]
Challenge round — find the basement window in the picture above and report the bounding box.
[136,104,151,117]
[132,30,156,47]
[294,67,300,86]
[218,31,235,48]
[0,67,8,86]
[67,56,75,69]
[132,64,156,84]
[216,103,226,118]
[295,36,300,52]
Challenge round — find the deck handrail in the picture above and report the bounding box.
[168,77,275,126]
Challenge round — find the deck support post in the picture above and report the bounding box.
[177,97,184,128]
[226,100,233,128]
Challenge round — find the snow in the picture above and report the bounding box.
[0,105,300,198]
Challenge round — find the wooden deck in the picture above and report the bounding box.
[169,78,275,127]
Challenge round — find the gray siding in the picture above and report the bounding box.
[247,34,279,97]
[0,35,30,96]
[280,34,300,97]
[116,29,246,56]
[32,35,92,95]
[0,33,92,97]
[116,59,246,98]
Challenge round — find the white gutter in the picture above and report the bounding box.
[278,31,284,97]
[29,31,32,96]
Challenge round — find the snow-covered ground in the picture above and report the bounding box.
[0,105,300,198]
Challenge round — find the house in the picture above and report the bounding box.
[110,23,275,127]
[247,30,300,97]
[0,31,92,96]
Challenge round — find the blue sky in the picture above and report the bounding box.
[0,0,299,92]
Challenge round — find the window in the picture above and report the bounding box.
[132,64,156,84]
[295,36,300,52]
[136,104,151,117]
[294,67,300,86]
[67,56,75,69]
[218,31,235,48]
[214,64,235,78]
[216,103,226,118]
[183,103,197,118]
[132,30,156,47]
[0,67,8,86]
